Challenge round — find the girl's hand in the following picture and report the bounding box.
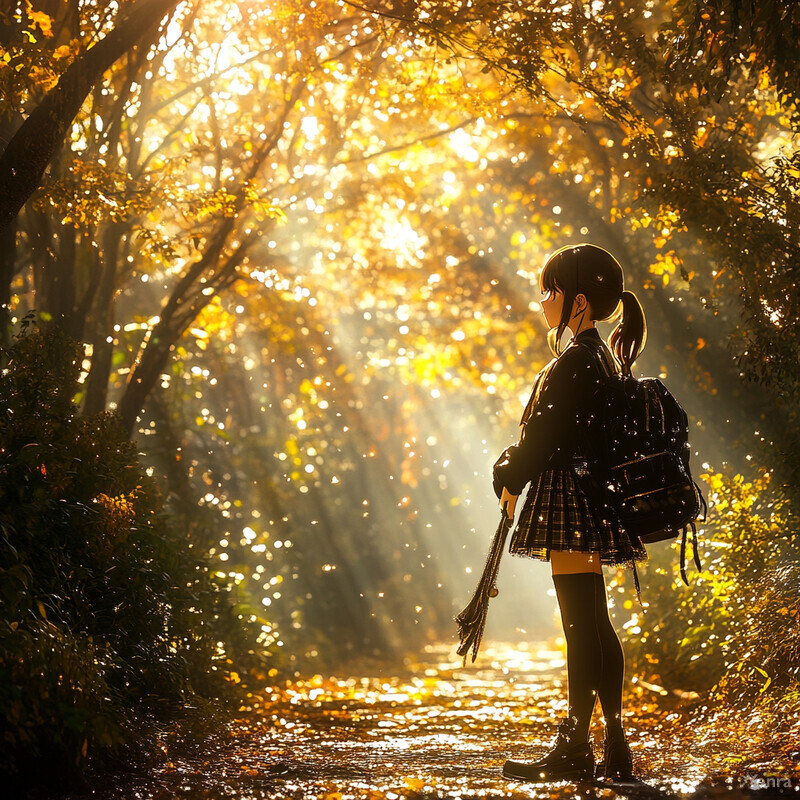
[500,487,518,520]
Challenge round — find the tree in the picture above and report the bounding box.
[347,0,800,502]
[0,0,183,344]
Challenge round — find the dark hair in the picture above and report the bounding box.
[539,243,647,376]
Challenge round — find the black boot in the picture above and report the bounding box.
[503,715,595,782]
[594,729,635,781]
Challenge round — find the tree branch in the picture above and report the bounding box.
[0,0,179,233]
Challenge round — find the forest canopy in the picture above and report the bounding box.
[1,0,799,680]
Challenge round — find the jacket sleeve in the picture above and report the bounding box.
[493,347,599,496]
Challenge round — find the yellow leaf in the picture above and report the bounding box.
[28,7,53,37]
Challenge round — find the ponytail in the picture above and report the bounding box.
[609,290,647,376]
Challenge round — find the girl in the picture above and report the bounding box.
[493,243,648,784]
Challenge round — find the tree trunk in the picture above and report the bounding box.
[0,0,179,340]
[82,223,124,416]
[0,217,17,347]
[118,231,253,438]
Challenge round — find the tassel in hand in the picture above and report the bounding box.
[454,503,514,666]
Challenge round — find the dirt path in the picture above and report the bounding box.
[63,641,798,799]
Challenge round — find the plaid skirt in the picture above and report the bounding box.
[509,454,648,569]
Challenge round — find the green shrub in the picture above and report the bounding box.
[0,318,259,792]
[620,466,799,731]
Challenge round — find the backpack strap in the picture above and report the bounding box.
[681,473,706,584]
[694,478,708,522]
[679,521,703,587]
[631,559,643,611]
[680,526,689,586]
[575,338,618,380]
[690,521,702,573]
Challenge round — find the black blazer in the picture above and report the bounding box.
[493,326,618,497]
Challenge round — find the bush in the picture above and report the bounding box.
[696,559,800,766]
[0,318,259,793]
[620,465,800,742]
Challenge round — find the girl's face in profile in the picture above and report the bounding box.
[540,284,564,331]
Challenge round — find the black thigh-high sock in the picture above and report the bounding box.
[552,572,603,744]
[593,573,626,740]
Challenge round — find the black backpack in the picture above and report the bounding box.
[577,341,707,588]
